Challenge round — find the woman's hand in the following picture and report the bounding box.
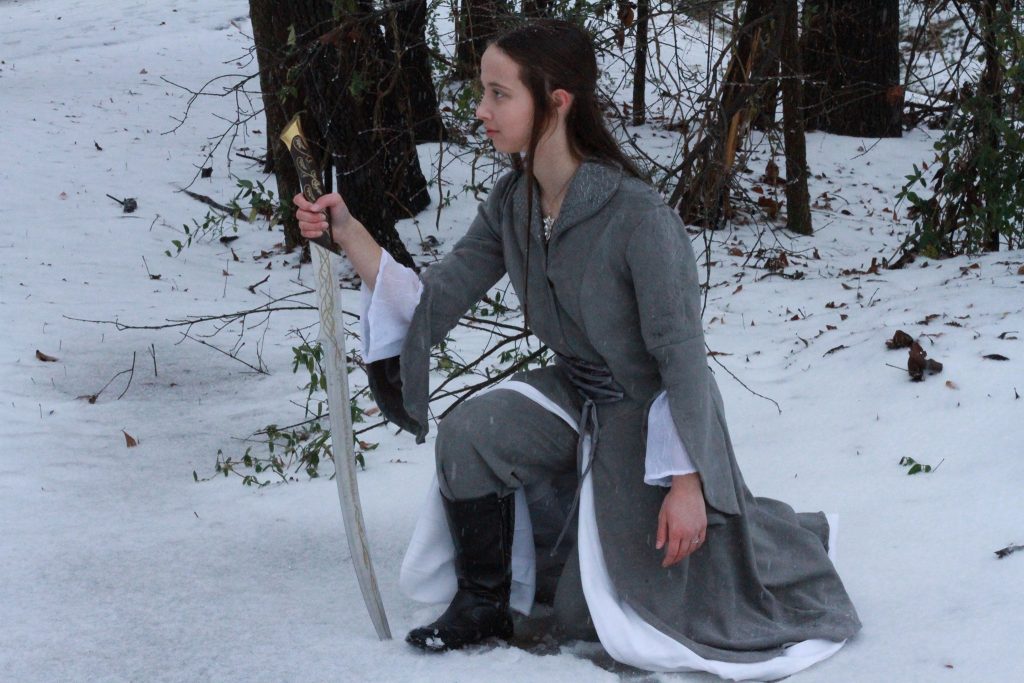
[293,192,383,288]
[655,472,708,567]
[294,192,354,246]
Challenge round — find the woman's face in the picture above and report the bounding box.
[476,46,535,154]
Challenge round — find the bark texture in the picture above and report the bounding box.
[778,0,811,235]
[801,0,903,137]
[671,0,777,227]
[249,0,329,250]
[455,0,511,79]
[631,0,650,126]
[384,0,446,143]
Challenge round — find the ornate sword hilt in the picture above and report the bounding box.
[279,115,340,255]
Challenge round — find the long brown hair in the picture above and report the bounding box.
[491,19,641,327]
[494,19,641,180]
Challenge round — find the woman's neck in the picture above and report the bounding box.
[532,133,581,215]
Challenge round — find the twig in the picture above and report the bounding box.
[183,332,266,374]
[63,289,323,331]
[435,346,550,418]
[429,331,532,397]
[247,275,270,293]
[117,352,137,399]
[707,346,781,414]
[235,151,267,164]
[80,354,137,403]
[149,343,158,377]
[181,189,252,222]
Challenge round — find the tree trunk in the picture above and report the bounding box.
[632,0,650,126]
[801,0,902,137]
[672,0,777,227]
[384,0,446,143]
[976,0,1005,251]
[778,0,811,235]
[301,5,427,268]
[455,0,510,79]
[750,50,780,131]
[250,1,434,269]
[249,0,332,251]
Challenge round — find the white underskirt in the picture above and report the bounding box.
[399,380,846,680]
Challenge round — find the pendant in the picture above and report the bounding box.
[542,214,555,243]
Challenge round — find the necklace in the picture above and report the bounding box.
[540,173,574,243]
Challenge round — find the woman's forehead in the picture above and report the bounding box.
[480,46,520,87]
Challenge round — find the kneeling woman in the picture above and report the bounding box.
[295,19,860,680]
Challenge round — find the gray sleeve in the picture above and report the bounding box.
[388,171,517,442]
[625,204,742,516]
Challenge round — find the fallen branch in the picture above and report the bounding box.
[182,332,266,374]
[708,344,782,414]
[995,543,1023,559]
[181,189,252,222]
[77,352,137,403]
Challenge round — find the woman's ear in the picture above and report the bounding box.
[550,89,574,117]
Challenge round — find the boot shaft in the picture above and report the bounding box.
[443,492,514,599]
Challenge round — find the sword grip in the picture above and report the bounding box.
[280,115,340,255]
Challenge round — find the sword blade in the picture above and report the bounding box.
[312,242,392,641]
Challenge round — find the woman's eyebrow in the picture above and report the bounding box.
[483,80,509,90]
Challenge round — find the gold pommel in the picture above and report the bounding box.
[279,114,304,150]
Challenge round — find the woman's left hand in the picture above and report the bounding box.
[655,473,708,567]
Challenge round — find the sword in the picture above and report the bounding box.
[280,115,392,641]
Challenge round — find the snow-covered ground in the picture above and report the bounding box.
[2,1,1022,681]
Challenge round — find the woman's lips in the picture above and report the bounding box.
[485,129,498,136]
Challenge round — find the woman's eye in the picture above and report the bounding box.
[493,90,504,100]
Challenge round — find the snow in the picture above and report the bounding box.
[1,1,1022,681]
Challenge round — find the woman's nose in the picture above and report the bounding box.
[475,101,488,121]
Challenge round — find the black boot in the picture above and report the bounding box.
[406,492,515,651]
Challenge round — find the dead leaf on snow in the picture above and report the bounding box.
[886,330,914,350]
[35,350,59,362]
[765,251,789,271]
[908,342,928,381]
[945,380,958,390]
[983,354,1010,361]
[123,430,139,448]
[758,196,781,220]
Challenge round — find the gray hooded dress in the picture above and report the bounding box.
[366,160,861,663]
